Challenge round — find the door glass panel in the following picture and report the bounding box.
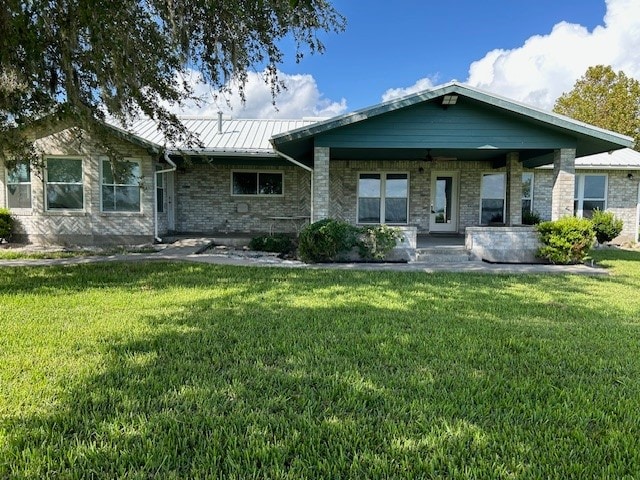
[435,176,452,223]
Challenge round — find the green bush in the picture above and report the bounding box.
[590,209,623,244]
[298,219,359,263]
[522,210,542,225]
[248,234,294,254]
[536,216,595,264]
[0,208,14,241]
[357,225,403,260]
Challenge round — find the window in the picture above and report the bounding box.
[357,173,408,224]
[101,159,141,212]
[232,171,283,195]
[46,157,84,210]
[575,174,606,218]
[522,172,534,217]
[156,166,165,213]
[480,173,506,224]
[6,160,31,209]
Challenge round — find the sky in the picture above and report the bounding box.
[175,0,640,119]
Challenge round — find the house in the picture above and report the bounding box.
[2,82,639,260]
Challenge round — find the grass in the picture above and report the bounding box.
[1,249,639,478]
[0,245,158,260]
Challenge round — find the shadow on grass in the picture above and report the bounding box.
[2,261,640,477]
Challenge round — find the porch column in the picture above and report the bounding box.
[551,148,576,220]
[312,146,330,222]
[506,152,522,225]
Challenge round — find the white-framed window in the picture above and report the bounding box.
[480,172,506,224]
[6,160,32,209]
[575,173,607,218]
[522,172,534,217]
[156,165,165,213]
[101,159,142,212]
[45,157,84,210]
[231,171,283,196]
[357,173,409,224]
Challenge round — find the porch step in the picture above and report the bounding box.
[415,246,473,263]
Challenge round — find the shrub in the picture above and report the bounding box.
[522,210,542,225]
[298,219,359,263]
[357,225,403,260]
[536,216,595,264]
[590,209,623,244]
[0,208,14,242]
[248,234,294,254]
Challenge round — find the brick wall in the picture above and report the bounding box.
[0,127,157,245]
[174,163,311,233]
[329,159,501,233]
[533,169,640,241]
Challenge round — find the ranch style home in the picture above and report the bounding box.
[2,82,639,261]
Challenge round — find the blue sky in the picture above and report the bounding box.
[179,0,640,119]
[281,0,606,110]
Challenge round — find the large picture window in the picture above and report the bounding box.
[232,172,283,195]
[6,160,31,209]
[46,157,84,210]
[522,172,534,217]
[480,173,506,224]
[357,173,408,224]
[575,174,606,218]
[102,159,141,212]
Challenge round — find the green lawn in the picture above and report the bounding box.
[1,250,639,478]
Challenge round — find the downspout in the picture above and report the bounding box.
[154,151,177,243]
[273,149,314,223]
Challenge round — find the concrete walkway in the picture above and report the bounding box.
[0,237,609,275]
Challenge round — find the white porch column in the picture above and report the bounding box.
[506,152,522,225]
[551,148,576,220]
[312,146,330,222]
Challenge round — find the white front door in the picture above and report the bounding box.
[430,172,459,233]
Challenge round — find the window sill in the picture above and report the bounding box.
[6,208,33,216]
[100,211,144,216]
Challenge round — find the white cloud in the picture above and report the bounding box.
[381,77,437,102]
[466,0,640,110]
[171,70,347,119]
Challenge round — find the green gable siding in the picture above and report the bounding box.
[315,98,577,151]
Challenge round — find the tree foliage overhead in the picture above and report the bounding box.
[553,65,640,151]
[0,0,344,163]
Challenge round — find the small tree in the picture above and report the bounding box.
[590,209,624,244]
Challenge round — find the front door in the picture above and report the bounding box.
[430,172,459,233]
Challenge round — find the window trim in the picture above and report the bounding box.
[45,156,85,212]
[574,173,608,218]
[230,170,284,197]
[479,172,506,225]
[5,160,32,210]
[356,171,410,225]
[522,171,534,216]
[100,157,143,213]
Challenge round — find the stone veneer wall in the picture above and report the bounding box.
[174,163,311,233]
[328,159,503,232]
[532,169,640,241]
[466,226,541,263]
[0,127,158,245]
